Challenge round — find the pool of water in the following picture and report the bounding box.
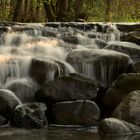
[0,126,140,140]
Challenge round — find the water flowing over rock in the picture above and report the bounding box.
[5,78,38,103]
[104,41,140,63]
[10,102,47,129]
[102,73,140,116]
[0,89,21,119]
[29,57,75,85]
[67,49,133,87]
[113,90,140,126]
[52,100,100,125]
[99,118,140,135]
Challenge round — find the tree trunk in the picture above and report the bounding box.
[12,0,24,22]
[105,0,112,22]
[43,0,56,22]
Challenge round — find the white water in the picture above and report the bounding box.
[0,23,124,101]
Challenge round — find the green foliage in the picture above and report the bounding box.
[0,0,139,22]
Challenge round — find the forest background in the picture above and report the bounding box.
[0,0,140,22]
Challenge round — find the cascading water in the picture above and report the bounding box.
[0,22,135,102]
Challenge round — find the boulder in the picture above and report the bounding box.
[10,102,47,129]
[102,73,140,116]
[120,31,140,45]
[104,41,140,63]
[116,24,140,32]
[113,90,140,126]
[52,100,100,125]
[67,49,133,87]
[29,57,75,85]
[5,78,38,103]
[0,89,21,119]
[36,73,99,103]
[99,118,140,135]
[134,62,140,73]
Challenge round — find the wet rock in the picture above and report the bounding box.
[104,41,140,63]
[5,78,38,103]
[29,57,58,85]
[29,57,75,85]
[53,100,100,125]
[67,49,133,87]
[120,31,140,45]
[36,73,99,103]
[10,102,47,129]
[36,73,99,122]
[95,38,107,49]
[61,34,79,44]
[0,89,21,119]
[134,62,140,72]
[99,118,140,135]
[113,90,140,126]
[102,73,140,116]
[116,24,140,32]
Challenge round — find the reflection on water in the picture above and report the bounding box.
[0,127,140,140]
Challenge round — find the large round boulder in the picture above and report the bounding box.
[67,49,133,87]
[102,73,140,116]
[0,89,21,118]
[36,73,99,103]
[113,90,140,126]
[99,118,140,135]
[104,41,140,63]
[10,102,47,129]
[52,100,100,125]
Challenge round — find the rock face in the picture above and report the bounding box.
[10,102,47,129]
[102,73,140,116]
[99,118,140,135]
[67,49,133,87]
[52,100,100,125]
[113,90,140,126]
[0,89,21,118]
[104,41,140,63]
[36,73,99,103]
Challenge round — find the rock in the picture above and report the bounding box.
[67,49,133,87]
[61,34,79,44]
[35,73,99,122]
[134,62,140,73]
[53,100,100,125]
[116,24,140,32]
[5,78,38,103]
[10,102,47,129]
[29,57,75,85]
[99,118,140,135]
[120,31,140,45]
[104,41,140,63]
[36,73,99,103]
[102,73,140,116]
[113,90,140,126]
[0,89,21,119]
[95,38,107,49]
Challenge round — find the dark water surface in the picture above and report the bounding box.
[0,126,140,140]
